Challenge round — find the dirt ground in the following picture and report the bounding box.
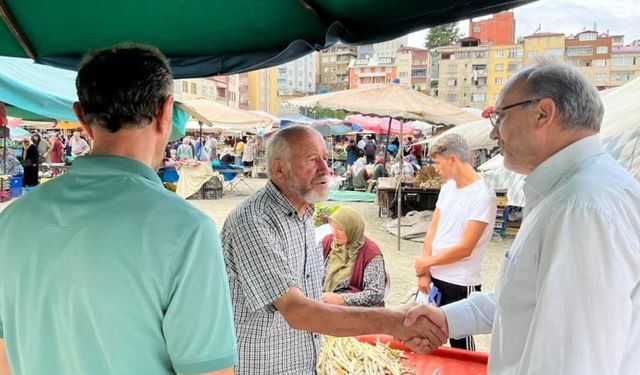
[0,177,513,353]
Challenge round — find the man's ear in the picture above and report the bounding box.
[535,98,557,129]
[156,95,175,136]
[73,102,94,140]
[271,159,287,179]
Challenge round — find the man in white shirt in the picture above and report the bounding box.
[405,61,640,374]
[414,133,496,351]
[70,130,90,156]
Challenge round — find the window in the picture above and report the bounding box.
[471,93,486,102]
[413,59,423,65]
[593,59,607,67]
[322,57,330,63]
[399,59,409,66]
[494,77,504,84]
[579,33,597,41]
[544,48,564,57]
[474,26,481,33]
[495,64,505,72]
[412,69,427,77]
[614,72,634,81]
[447,64,458,73]
[399,72,409,78]
[447,78,457,86]
[190,83,197,94]
[596,46,608,54]
[527,51,537,58]
[447,93,457,103]
[612,56,635,66]
[508,48,523,58]
[455,52,466,59]
[595,73,607,81]
[181,81,188,93]
[323,67,329,72]
[495,50,505,58]
[474,51,488,59]
[508,63,519,73]
[566,46,593,56]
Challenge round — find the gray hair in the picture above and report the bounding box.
[428,133,471,163]
[506,59,604,132]
[266,126,320,177]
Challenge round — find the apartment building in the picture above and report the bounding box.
[522,32,565,65]
[317,43,357,92]
[469,11,515,45]
[173,77,229,103]
[395,46,430,90]
[609,45,640,88]
[437,38,490,109]
[248,68,279,115]
[277,53,316,96]
[565,30,613,90]
[348,56,398,89]
[487,44,524,103]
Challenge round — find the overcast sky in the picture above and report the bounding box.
[408,0,640,48]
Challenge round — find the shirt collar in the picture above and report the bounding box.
[525,135,605,199]
[69,155,162,185]
[265,180,315,220]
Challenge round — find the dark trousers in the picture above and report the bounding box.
[431,277,481,351]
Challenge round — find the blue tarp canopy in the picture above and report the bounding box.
[0,57,189,140]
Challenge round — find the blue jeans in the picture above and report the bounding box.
[235,156,242,166]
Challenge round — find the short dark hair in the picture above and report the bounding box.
[75,44,173,133]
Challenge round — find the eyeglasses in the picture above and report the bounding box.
[488,98,541,127]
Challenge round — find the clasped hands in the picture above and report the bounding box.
[393,302,449,353]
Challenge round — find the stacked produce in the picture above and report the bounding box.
[317,337,414,375]
[414,165,443,189]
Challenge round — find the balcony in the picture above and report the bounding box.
[357,71,386,78]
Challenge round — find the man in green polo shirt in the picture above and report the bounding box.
[0,45,236,375]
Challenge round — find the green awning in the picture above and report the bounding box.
[0,0,536,78]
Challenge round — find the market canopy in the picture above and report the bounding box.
[345,114,412,135]
[0,56,189,139]
[429,118,496,150]
[175,99,277,131]
[287,84,480,124]
[0,0,535,78]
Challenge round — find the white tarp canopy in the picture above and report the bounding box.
[481,76,640,207]
[429,118,496,150]
[175,99,277,132]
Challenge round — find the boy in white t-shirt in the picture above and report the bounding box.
[415,134,496,350]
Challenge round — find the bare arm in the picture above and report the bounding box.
[421,208,440,258]
[417,208,440,292]
[274,288,445,345]
[0,339,11,375]
[416,220,488,275]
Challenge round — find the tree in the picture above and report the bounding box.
[424,23,463,49]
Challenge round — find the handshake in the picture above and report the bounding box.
[392,302,449,353]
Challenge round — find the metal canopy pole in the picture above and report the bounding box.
[396,119,404,253]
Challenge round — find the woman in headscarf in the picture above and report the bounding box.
[321,206,387,307]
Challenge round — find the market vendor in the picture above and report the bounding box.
[321,206,387,307]
[221,125,447,375]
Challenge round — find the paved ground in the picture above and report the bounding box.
[0,177,513,352]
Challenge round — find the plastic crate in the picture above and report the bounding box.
[10,186,22,198]
[10,176,22,188]
[357,335,488,374]
[0,190,11,202]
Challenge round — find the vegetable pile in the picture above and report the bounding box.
[317,337,415,375]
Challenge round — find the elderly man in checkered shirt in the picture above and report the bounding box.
[221,126,446,374]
